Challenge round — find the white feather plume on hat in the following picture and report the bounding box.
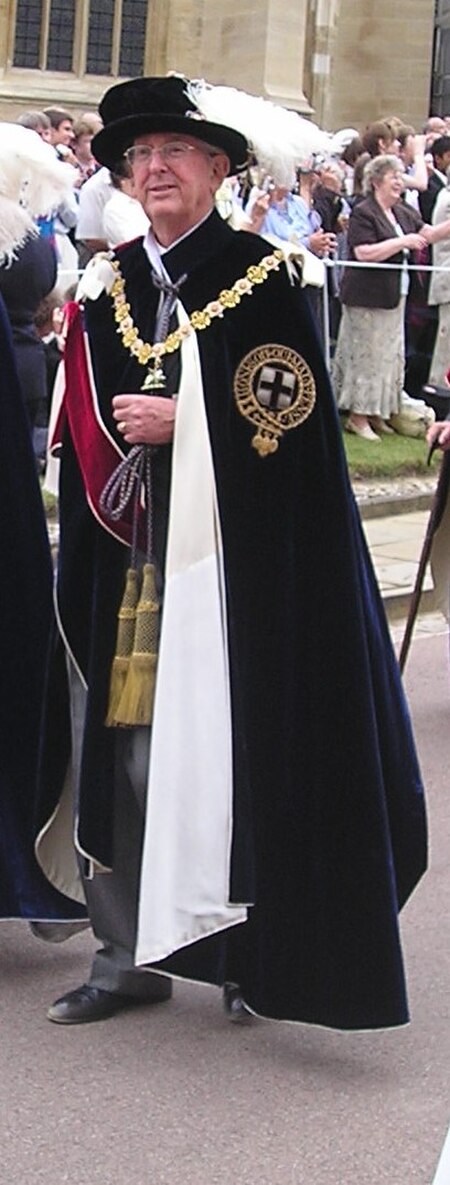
[0,123,77,264]
[186,79,328,188]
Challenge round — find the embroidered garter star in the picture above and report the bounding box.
[233,345,316,456]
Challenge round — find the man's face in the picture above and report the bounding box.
[75,133,93,161]
[317,166,341,193]
[436,149,450,173]
[400,134,415,166]
[426,118,447,148]
[129,132,229,245]
[428,118,446,136]
[37,124,52,143]
[56,119,74,146]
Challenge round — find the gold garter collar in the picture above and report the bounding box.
[110,249,284,389]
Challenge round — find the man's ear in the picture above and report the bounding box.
[211,153,230,191]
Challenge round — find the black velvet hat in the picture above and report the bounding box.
[92,75,248,174]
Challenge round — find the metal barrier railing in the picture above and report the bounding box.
[321,254,450,370]
[57,253,450,376]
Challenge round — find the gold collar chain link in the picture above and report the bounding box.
[110,249,284,389]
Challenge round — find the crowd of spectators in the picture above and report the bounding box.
[227,110,450,443]
[3,100,450,461]
[0,104,150,468]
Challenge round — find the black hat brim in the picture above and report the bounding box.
[92,114,248,175]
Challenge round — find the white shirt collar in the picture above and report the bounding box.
[142,210,213,277]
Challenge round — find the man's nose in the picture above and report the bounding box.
[148,148,169,171]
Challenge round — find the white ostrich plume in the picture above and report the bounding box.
[0,123,77,263]
[186,79,328,188]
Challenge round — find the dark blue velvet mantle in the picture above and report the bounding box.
[37,214,427,1025]
[0,294,84,921]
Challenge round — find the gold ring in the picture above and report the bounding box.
[118,421,127,432]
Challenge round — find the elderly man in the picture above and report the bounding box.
[37,75,427,1029]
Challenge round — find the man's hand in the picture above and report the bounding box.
[308,229,337,256]
[426,420,450,452]
[113,394,176,445]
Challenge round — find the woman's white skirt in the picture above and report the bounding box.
[428,302,450,387]
[332,299,405,418]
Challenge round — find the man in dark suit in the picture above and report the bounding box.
[407,136,450,394]
[419,135,450,222]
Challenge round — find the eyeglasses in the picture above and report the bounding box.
[124,142,211,168]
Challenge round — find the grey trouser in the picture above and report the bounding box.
[68,660,171,1000]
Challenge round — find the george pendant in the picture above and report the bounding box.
[141,359,166,391]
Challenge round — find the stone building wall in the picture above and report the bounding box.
[155,0,437,131]
[317,0,436,132]
[163,0,313,113]
[0,0,438,133]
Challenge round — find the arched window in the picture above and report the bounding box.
[13,0,148,77]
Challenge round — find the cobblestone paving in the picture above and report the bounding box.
[353,473,437,508]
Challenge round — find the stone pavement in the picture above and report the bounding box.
[2,628,450,1185]
[363,508,432,621]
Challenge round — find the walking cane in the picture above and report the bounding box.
[399,450,450,673]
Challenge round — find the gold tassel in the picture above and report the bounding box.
[113,562,160,727]
[105,567,140,727]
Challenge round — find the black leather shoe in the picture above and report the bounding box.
[47,983,169,1025]
[223,981,253,1024]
